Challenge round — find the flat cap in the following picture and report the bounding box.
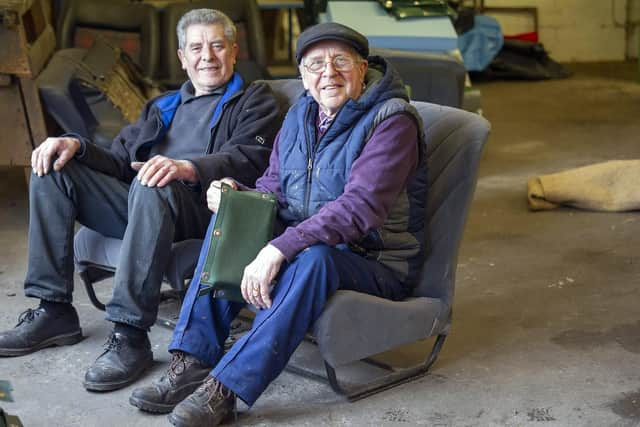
[296,22,369,64]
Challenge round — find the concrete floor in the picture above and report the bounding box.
[1,61,640,426]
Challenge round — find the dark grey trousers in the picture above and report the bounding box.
[24,159,211,329]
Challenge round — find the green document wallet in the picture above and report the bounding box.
[197,184,277,302]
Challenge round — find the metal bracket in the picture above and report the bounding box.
[285,334,448,401]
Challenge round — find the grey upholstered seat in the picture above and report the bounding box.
[73,79,490,400]
[312,100,490,398]
[57,0,161,78]
[371,48,466,107]
[74,227,202,312]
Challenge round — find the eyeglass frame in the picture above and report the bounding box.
[301,54,363,74]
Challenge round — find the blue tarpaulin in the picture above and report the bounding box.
[458,15,503,71]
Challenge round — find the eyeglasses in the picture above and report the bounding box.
[302,55,358,74]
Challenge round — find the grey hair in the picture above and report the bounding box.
[176,8,237,50]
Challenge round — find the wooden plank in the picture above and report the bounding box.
[0,83,31,166]
[0,0,36,16]
[0,24,30,75]
[19,77,47,146]
[27,23,55,77]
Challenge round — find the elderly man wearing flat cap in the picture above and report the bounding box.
[131,22,427,426]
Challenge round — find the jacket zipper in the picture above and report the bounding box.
[205,90,242,154]
[303,104,343,217]
[303,105,314,218]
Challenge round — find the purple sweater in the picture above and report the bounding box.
[254,113,419,261]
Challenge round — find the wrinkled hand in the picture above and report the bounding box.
[31,137,81,176]
[130,155,197,187]
[241,244,286,309]
[206,178,238,213]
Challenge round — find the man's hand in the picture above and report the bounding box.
[241,244,286,309]
[206,178,238,213]
[130,155,197,187]
[31,137,81,176]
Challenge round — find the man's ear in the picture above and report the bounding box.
[177,49,186,70]
[299,66,309,90]
[232,43,238,64]
[359,59,368,76]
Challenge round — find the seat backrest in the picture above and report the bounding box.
[262,80,490,309]
[261,78,306,115]
[411,102,490,307]
[160,0,268,87]
[371,48,466,107]
[57,0,160,78]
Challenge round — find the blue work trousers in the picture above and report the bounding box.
[169,216,407,406]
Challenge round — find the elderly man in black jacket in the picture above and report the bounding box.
[0,8,280,392]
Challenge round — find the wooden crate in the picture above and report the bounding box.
[0,76,46,167]
[0,0,56,77]
[0,0,52,168]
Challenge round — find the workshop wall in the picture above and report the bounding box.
[483,0,639,62]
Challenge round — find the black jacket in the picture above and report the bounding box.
[75,76,281,191]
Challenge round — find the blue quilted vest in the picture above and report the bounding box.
[278,58,428,285]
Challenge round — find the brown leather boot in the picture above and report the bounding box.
[167,376,236,427]
[129,351,211,413]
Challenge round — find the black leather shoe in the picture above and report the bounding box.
[0,305,83,356]
[168,376,236,427]
[129,351,211,413]
[83,331,153,392]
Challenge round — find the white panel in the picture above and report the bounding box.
[550,27,627,61]
[481,0,629,61]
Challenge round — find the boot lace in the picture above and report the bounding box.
[16,308,42,327]
[103,333,123,352]
[165,352,190,386]
[202,377,232,404]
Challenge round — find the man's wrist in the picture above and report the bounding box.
[72,137,86,157]
[179,160,199,183]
